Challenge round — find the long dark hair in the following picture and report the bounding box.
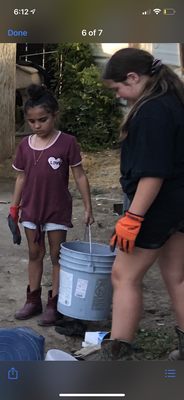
[103,47,184,133]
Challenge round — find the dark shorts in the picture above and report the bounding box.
[125,188,184,249]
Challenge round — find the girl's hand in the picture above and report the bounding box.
[84,210,95,225]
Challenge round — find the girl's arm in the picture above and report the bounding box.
[71,164,94,225]
[11,171,25,206]
[128,177,164,216]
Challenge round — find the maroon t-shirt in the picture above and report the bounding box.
[13,131,82,227]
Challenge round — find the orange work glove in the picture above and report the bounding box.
[110,211,144,254]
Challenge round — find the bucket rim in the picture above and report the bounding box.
[61,241,116,256]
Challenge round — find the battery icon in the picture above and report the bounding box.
[163,8,176,15]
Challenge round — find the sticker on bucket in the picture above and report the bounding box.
[92,279,110,310]
[75,278,88,299]
[59,270,73,306]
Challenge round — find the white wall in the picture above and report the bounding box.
[92,43,181,68]
[152,43,180,66]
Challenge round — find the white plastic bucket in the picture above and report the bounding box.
[58,241,115,321]
[45,349,77,361]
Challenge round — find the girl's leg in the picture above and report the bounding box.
[38,230,67,326]
[47,230,67,296]
[111,247,160,342]
[158,232,184,330]
[15,228,46,320]
[25,228,46,291]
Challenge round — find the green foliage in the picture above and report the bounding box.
[53,43,122,150]
[58,43,94,72]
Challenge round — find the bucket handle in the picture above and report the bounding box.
[84,225,96,272]
[84,225,92,254]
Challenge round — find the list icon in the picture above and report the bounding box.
[164,369,176,378]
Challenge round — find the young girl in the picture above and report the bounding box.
[9,84,94,326]
[96,47,184,360]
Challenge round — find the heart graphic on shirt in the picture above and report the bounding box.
[48,157,62,170]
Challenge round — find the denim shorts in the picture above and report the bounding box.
[22,221,68,231]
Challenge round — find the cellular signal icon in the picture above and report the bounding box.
[142,9,151,15]
[153,8,162,15]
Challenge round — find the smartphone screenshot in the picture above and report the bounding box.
[0,1,184,399]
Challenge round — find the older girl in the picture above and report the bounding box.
[98,47,184,360]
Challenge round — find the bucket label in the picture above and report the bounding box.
[75,278,88,299]
[92,279,110,310]
[59,270,73,307]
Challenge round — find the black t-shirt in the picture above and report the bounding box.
[120,92,184,196]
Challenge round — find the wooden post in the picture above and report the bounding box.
[0,43,16,161]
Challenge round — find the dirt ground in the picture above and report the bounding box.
[0,149,177,359]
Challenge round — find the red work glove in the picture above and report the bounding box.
[9,206,20,223]
[110,211,144,254]
[8,206,21,245]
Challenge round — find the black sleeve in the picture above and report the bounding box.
[128,103,175,179]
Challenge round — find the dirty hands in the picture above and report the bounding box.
[8,205,21,245]
[110,211,144,253]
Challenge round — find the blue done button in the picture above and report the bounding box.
[8,29,28,37]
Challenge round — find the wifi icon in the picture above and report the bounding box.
[153,8,162,14]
